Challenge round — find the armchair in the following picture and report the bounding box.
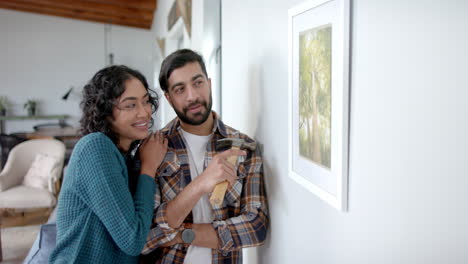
[0,133,27,168]
[0,139,66,209]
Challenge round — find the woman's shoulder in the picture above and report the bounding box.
[73,132,117,157]
[80,132,113,144]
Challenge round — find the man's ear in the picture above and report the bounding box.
[164,92,173,107]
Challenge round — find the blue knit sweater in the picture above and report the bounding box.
[49,133,155,263]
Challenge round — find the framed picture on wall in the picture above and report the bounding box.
[288,0,350,211]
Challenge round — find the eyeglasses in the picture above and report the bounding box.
[115,99,153,112]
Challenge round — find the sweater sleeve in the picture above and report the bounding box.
[75,134,156,256]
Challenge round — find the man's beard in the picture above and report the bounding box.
[174,93,212,126]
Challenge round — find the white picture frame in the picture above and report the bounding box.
[288,0,350,211]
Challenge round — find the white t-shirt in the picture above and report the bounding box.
[180,128,214,264]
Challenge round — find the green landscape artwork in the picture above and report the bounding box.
[299,25,332,169]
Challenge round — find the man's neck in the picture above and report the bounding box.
[179,112,214,136]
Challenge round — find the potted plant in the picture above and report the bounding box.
[24,99,37,116]
[0,96,11,116]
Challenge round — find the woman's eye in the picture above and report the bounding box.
[124,103,136,109]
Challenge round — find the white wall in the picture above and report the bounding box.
[0,8,155,133]
[222,0,468,263]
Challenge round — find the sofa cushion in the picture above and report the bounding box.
[22,153,60,189]
[0,185,56,208]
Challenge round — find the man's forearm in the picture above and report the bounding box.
[165,177,206,228]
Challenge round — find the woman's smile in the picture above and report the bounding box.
[132,120,149,131]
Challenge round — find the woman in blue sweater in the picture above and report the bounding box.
[49,65,167,263]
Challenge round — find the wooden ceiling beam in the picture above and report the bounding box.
[7,0,154,21]
[85,0,156,11]
[0,1,152,29]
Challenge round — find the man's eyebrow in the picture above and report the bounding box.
[191,74,204,81]
[170,74,204,91]
[170,82,184,91]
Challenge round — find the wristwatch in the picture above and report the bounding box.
[181,223,195,244]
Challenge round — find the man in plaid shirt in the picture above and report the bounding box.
[141,49,269,264]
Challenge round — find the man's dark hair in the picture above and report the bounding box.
[80,65,158,145]
[159,49,208,93]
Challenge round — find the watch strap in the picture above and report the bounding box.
[183,222,193,229]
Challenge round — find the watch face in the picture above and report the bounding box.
[182,229,195,243]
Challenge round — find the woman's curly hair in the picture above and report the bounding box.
[80,65,159,145]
